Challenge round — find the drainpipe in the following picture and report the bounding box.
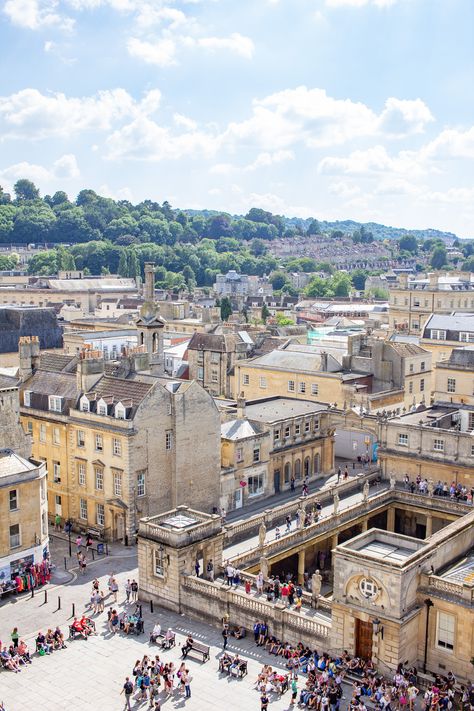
[423,598,434,673]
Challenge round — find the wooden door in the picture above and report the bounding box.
[355,619,373,660]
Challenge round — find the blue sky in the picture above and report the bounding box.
[0,0,473,236]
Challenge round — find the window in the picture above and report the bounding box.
[305,421,310,433]
[9,524,20,549]
[40,424,46,443]
[115,404,126,420]
[211,369,218,383]
[288,380,295,392]
[98,401,107,416]
[236,447,243,463]
[284,426,291,438]
[248,473,264,497]
[273,429,280,443]
[78,462,86,486]
[298,382,306,394]
[154,548,165,577]
[77,430,85,447]
[243,374,249,386]
[95,467,103,490]
[314,418,320,431]
[42,512,47,535]
[211,352,219,364]
[253,444,260,463]
[53,427,60,445]
[295,424,301,436]
[55,494,62,514]
[113,438,122,456]
[431,329,446,341]
[96,503,105,527]
[48,395,62,412]
[137,470,146,497]
[23,390,31,407]
[80,397,90,412]
[311,383,319,396]
[409,382,413,394]
[398,433,409,446]
[27,421,33,435]
[409,363,414,373]
[421,361,425,371]
[359,577,378,599]
[471,444,474,457]
[197,351,204,364]
[113,471,122,496]
[259,376,267,389]
[447,378,456,393]
[197,366,204,380]
[420,378,425,392]
[413,299,420,307]
[165,432,173,450]
[460,332,474,343]
[9,489,18,511]
[437,612,455,651]
[433,438,444,452]
[53,461,61,482]
[95,434,103,451]
[40,478,46,501]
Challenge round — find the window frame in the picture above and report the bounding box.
[247,473,265,497]
[447,378,456,394]
[287,380,295,393]
[96,503,105,527]
[78,462,86,486]
[137,470,146,497]
[398,433,409,447]
[9,489,18,512]
[9,523,21,549]
[433,438,444,452]
[113,437,122,457]
[94,467,104,491]
[95,433,103,452]
[23,390,31,407]
[48,395,63,413]
[311,383,319,395]
[436,611,455,652]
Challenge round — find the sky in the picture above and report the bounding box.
[0,0,473,237]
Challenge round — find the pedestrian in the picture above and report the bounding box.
[184,669,191,698]
[75,534,82,553]
[54,513,61,531]
[221,507,226,522]
[344,467,348,480]
[261,691,269,710]
[125,579,131,603]
[286,515,291,532]
[110,577,119,602]
[256,571,264,595]
[225,562,234,586]
[194,557,200,577]
[86,534,93,552]
[131,579,138,602]
[222,625,229,650]
[245,578,251,595]
[206,559,214,581]
[121,676,134,710]
[291,676,298,704]
[290,476,295,492]
[78,552,86,576]
[275,527,280,540]
[337,466,341,483]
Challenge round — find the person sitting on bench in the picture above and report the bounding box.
[150,623,162,643]
[219,652,232,673]
[181,635,194,659]
[229,654,243,676]
[162,628,175,649]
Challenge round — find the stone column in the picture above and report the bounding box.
[387,507,395,532]
[331,533,339,549]
[361,518,368,532]
[425,513,433,538]
[297,548,305,585]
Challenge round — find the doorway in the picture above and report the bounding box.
[234,488,243,509]
[274,469,281,493]
[355,619,373,660]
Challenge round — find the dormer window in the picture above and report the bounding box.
[80,396,90,412]
[115,403,126,420]
[23,391,31,407]
[97,399,107,416]
[48,395,63,413]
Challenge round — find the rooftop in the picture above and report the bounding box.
[0,449,38,479]
[244,348,341,373]
[423,313,474,334]
[441,551,474,585]
[221,418,265,441]
[244,397,327,423]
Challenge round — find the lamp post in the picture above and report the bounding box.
[423,598,434,673]
[372,617,384,640]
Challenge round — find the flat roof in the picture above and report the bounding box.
[357,540,414,563]
[441,552,474,585]
[245,397,327,423]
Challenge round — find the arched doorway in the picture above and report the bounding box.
[284,462,291,484]
[304,456,311,478]
[294,459,301,479]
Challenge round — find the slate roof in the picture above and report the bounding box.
[0,374,18,389]
[423,313,474,334]
[244,348,341,373]
[387,342,428,357]
[221,418,265,441]
[24,371,78,399]
[245,398,327,423]
[88,376,153,405]
[446,347,474,367]
[188,332,226,352]
[39,353,78,373]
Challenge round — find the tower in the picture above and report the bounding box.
[136,262,166,372]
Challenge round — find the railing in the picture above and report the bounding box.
[428,575,474,602]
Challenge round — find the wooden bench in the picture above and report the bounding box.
[228,659,248,678]
[185,640,210,662]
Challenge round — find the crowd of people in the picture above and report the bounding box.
[121,652,192,710]
[0,625,67,672]
[404,474,474,503]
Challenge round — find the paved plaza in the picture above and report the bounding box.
[0,536,363,711]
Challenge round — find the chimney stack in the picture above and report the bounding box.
[236,393,246,420]
[18,336,40,382]
[144,262,155,302]
[76,349,105,393]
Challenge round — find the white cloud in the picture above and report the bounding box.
[245,149,294,171]
[173,113,197,130]
[328,181,361,198]
[326,0,398,7]
[191,33,254,59]
[0,153,80,183]
[0,87,160,140]
[378,97,434,136]
[423,126,474,160]
[4,0,74,31]
[318,144,427,177]
[127,36,177,66]
[209,163,235,175]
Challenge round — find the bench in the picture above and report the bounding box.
[185,640,210,663]
[87,529,102,540]
[153,632,176,649]
[69,625,88,640]
[225,659,248,678]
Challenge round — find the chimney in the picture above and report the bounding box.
[236,393,246,419]
[428,272,439,288]
[320,351,328,372]
[18,336,40,382]
[144,262,155,302]
[76,349,105,392]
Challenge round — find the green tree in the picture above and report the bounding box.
[261,303,270,323]
[430,245,448,269]
[27,250,58,275]
[0,186,11,204]
[275,313,295,326]
[14,179,40,202]
[307,219,321,235]
[12,201,56,243]
[128,250,140,278]
[270,270,290,291]
[117,250,129,277]
[0,254,18,270]
[0,205,16,242]
[351,269,368,291]
[304,276,330,297]
[220,296,232,321]
[398,235,418,254]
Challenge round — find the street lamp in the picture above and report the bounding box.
[372,617,384,640]
[423,598,434,673]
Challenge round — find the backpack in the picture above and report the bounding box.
[124,681,133,694]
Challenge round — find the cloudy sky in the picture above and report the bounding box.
[1,0,473,236]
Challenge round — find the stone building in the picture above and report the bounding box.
[0,306,63,367]
[187,331,249,398]
[420,313,474,364]
[433,346,474,406]
[220,397,334,511]
[19,342,221,543]
[388,271,474,335]
[0,373,49,585]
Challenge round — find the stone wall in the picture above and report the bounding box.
[0,307,63,354]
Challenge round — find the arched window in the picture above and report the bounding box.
[284,462,291,483]
[294,459,301,479]
[304,456,311,477]
[314,453,320,474]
